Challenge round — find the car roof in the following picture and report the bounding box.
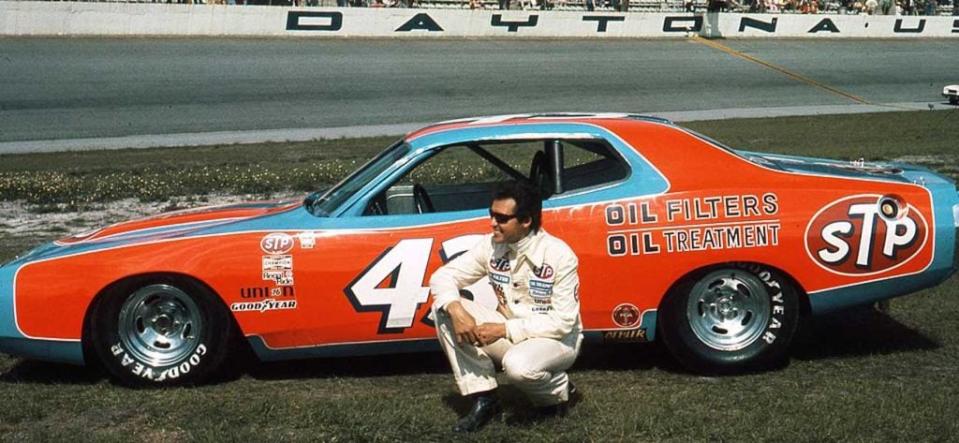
[404,113,675,142]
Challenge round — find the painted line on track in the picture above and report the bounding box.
[0,102,953,154]
[689,36,872,105]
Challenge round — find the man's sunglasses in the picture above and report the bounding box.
[489,210,518,224]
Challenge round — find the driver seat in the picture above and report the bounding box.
[528,151,553,198]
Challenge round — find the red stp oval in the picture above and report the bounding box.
[260,233,295,255]
[805,194,928,276]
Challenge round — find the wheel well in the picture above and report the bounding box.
[657,262,812,319]
[80,272,244,366]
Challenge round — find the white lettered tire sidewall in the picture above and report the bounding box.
[660,263,799,374]
[91,278,232,387]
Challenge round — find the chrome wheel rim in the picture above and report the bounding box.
[687,270,770,351]
[118,284,202,367]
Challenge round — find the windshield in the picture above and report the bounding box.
[307,141,411,216]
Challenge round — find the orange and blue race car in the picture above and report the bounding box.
[1,113,957,386]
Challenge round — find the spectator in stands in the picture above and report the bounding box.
[800,0,818,12]
[864,0,878,13]
[495,0,506,9]
[749,0,768,12]
[953,0,958,15]
[707,0,727,10]
[879,0,893,13]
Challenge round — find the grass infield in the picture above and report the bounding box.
[1,111,958,441]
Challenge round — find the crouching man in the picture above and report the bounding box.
[430,181,583,433]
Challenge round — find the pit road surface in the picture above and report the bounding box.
[0,38,955,149]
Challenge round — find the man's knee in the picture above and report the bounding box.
[502,352,548,384]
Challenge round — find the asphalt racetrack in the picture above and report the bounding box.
[0,38,956,151]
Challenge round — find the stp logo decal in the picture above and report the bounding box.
[805,195,928,276]
[533,263,554,279]
[261,233,295,255]
[612,303,641,328]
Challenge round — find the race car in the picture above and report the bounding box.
[1,113,957,386]
[944,84,959,105]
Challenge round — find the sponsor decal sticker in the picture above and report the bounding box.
[603,328,648,342]
[262,254,294,286]
[261,232,295,255]
[263,271,294,286]
[490,272,511,285]
[805,194,927,276]
[489,256,510,272]
[298,231,317,249]
[532,263,554,279]
[231,299,298,312]
[262,255,293,270]
[529,279,553,297]
[605,193,781,257]
[612,303,642,328]
[240,286,295,298]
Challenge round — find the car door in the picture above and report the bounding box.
[296,139,549,349]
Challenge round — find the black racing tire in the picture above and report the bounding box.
[659,263,799,374]
[89,277,233,387]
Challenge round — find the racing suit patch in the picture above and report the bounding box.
[490,272,511,285]
[529,279,553,297]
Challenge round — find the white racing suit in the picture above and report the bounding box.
[430,229,583,407]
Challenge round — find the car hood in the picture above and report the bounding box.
[55,199,302,246]
[1,198,305,269]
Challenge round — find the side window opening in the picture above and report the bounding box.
[364,140,547,216]
[362,138,629,216]
[559,139,630,193]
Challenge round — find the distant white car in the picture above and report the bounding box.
[945,85,959,105]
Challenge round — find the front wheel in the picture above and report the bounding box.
[659,264,799,374]
[89,278,233,387]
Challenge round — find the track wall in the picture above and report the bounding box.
[2,2,958,38]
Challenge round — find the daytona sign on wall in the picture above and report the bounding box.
[2,2,958,38]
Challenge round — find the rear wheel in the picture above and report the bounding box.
[90,278,233,387]
[659,264,799,374]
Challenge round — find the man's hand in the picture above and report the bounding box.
[446,302,479,346]
[476,323,507,346]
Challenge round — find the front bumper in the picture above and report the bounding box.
[0,263,84,365]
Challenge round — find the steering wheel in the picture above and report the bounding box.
[412,184,435,214]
